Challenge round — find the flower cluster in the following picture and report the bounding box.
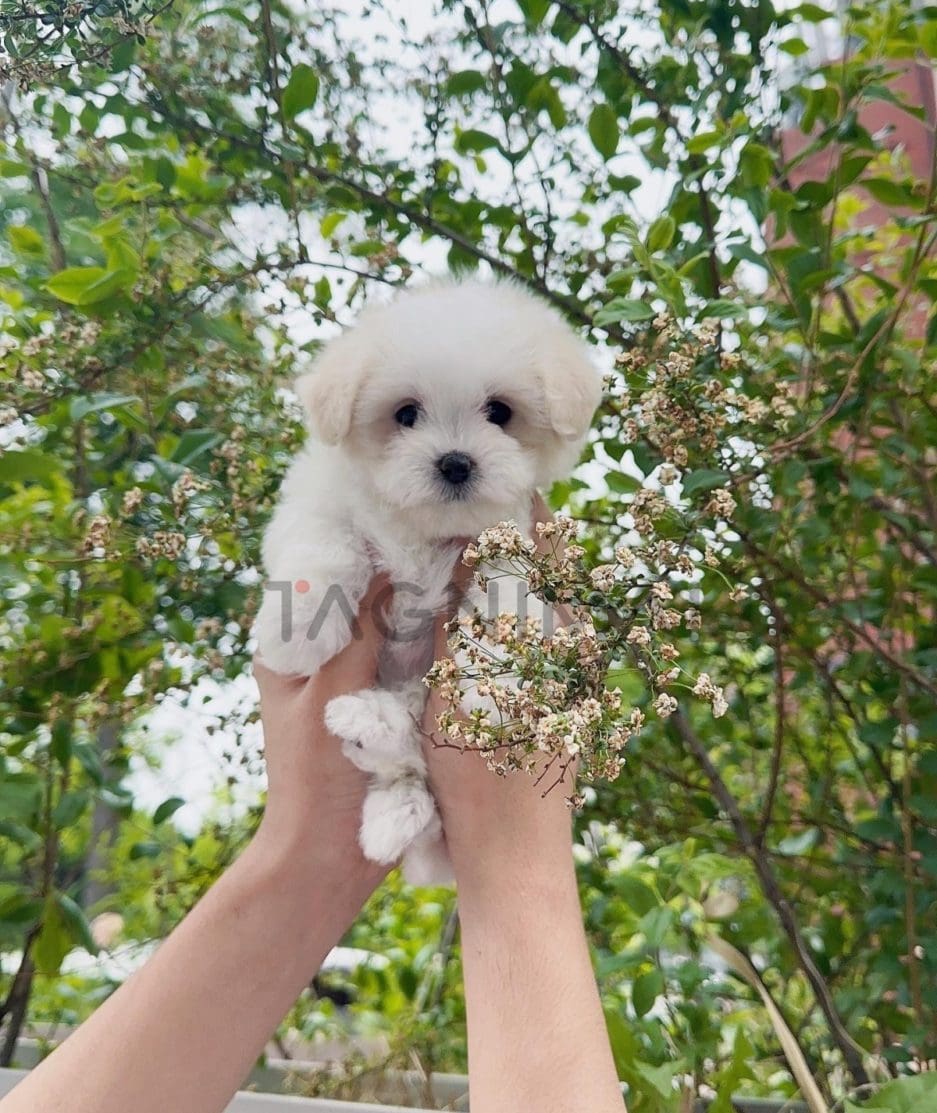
[425,516,733,802]
[612,314,797,477]
[171,470,209,516]
[693,673,729,718]
[136,530,187,560]
[426,598,639,804]
[81,514,112,558]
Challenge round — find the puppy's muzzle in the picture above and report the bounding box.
[437,451,474,488]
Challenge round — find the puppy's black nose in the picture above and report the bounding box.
[437,451,474,486]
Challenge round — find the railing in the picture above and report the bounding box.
[0,1064,808,1113]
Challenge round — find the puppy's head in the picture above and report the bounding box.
[296,278,601,539]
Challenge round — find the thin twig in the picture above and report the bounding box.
[672,707,870,1088]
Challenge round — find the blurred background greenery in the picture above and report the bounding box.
[0,0,935,1109]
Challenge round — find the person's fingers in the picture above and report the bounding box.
[530,492,578,629]
[429,543,478,658]
[530,491,552,528]
[253,657,308,701]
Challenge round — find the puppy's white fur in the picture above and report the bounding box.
[256,277,600,883]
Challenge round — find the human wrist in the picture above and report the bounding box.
[250,819,385,918]
[450,822,579,917]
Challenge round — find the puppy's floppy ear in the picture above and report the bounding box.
[537,329,603,439]
[294,333,370,445]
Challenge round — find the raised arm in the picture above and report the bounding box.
[423,509,626,1113]
[0,579,390,1113]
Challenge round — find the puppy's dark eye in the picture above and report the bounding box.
[486,399,512,426]
[395,403,419,428]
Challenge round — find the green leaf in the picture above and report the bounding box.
[588,103,619,160]
[517,0,550,23]
[446,69,488,96]
[607,471,642,495]
[594,298,654,326]
[844,1072,937,1113]
[795,2,832,20]
[153,797,186,825]
[70,392,140,421]
[171,429,224,466]
[8,225,45,255]
[632,1058,680,1101]
[52,789,90,829]
[864,177,923,209]
[682,469,729,495]
[320,211,347,238]
[55,892,99,955]
[110,35,137,72]
[639,905,674,948]
[631,968,664,1017]
[0,449,61,487]
[34,894,72,975]
[613,875,659,916]
[608,173,641,194]
[130,840,162,860]
[646,215,675,253]
[50,719,72,767]
[526,78,566,128]
[282,63,320,119]
[710,1028,755,1112]
[703,298,746,319]
[73,742,104,785]
[739,142,774,189]
[0,158,29,177]
[0,778,41,824]
[686,130,722,154]
[604,1007,639,1075]
[45,266,132,306]
[0,890,43,926]
[0,821,41,853]
[455,128,500,154]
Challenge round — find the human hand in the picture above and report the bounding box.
[253,574,392,889]
[421,495,577,889]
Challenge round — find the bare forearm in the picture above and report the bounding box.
[0,831,377,1113]
[456,849,626,1113]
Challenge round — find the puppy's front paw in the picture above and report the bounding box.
[254,586,359,676]
[359,781,438,865]
[326,689,424,777]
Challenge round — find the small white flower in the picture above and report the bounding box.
[614,545,636,568]
[590,564,617,591]
[706,488,737,518]
[122,487,144,514]
[654,693,678,719]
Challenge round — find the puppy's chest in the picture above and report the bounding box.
[370,542,459,687]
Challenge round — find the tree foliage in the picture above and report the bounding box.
[0,0,935,1107]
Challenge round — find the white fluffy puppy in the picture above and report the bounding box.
[255,277,601,883]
